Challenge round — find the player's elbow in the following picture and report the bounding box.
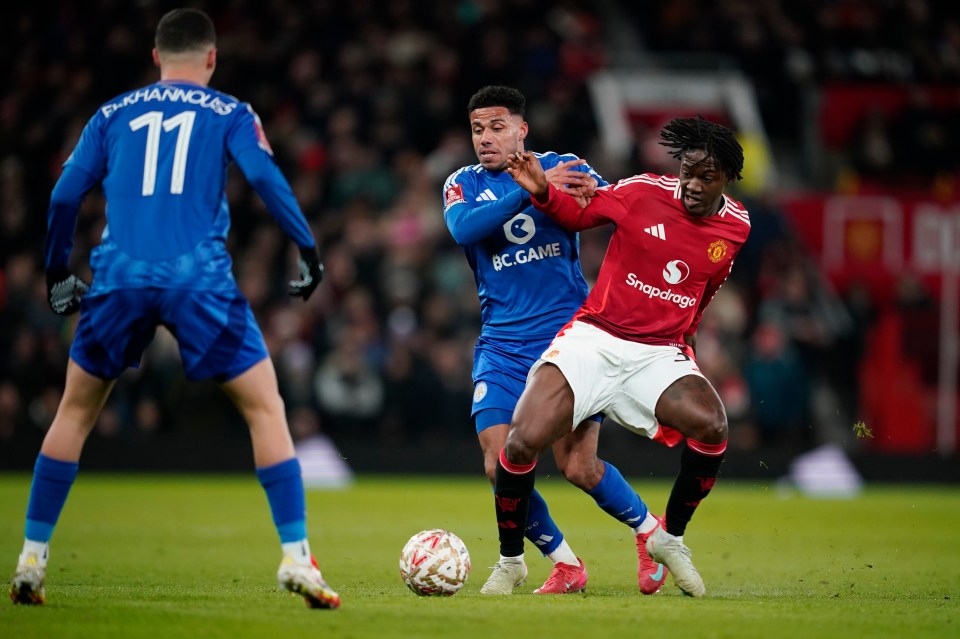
[448,231,473,246]
[48,190,75,213]
[49,173,87,211]
[235,148,280,193]
[242,163,271,191]
[444,221,475,246]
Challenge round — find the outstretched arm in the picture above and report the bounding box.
[544,158,597,206]
[507,151,616,231]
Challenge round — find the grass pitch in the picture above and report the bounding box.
[0,474,957,638]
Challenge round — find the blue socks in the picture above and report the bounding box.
[256,458,307,543]
[525,488,564,555]
[518,463,645,554]
[587,462,648,528]
[25,454,79,543]
[24,454,309,553]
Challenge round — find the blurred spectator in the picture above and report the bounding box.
[888,87,952,179]
[314,323,386,438]
[758,263,841,367]
[756,254,856,445]
[848,105,896,179]
[894,271,940,386]
[743,322,813,448]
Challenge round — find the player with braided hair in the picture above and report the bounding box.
[484,115,749,597]
[659,114,744,182]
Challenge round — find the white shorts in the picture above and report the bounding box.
[529,320,704,439]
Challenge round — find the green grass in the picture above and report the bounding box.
[0,474,957,638]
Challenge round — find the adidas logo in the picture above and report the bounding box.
[644,223,666,240]
[476,189,497,202]
[533,533,555,547]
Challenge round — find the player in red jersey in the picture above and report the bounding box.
[487,115,748,597]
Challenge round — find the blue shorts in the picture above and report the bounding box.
[471,335,601,433]
[70,288,268,383]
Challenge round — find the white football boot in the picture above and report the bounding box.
[479,559,527,595]
[645,526,706,597]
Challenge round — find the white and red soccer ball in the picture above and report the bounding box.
[399,529,471,596]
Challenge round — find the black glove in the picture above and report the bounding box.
[288,245,324,301]
[46,269,90,316]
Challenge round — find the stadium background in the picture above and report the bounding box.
[1,0,958,483]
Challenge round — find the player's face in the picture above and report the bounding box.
[678,150,729,217]
[469,106,528,171]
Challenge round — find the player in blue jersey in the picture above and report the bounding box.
[443,85,667,596]
[9,9,338,609]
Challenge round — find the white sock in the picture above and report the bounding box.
[546,539,578,566]
[21,539,49,565]
[499,553,524,565]
[633,512,660,536]
[281,540,312,565]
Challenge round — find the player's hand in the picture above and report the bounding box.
[288,245,324,301]
[506,151,548,198]
[45,269,89,316]
[568,177,599,208]
[577,175,599,200]
[544,159,595,197]
[571,193,590,209]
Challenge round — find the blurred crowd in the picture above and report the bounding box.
[625,0,960,191]
[0,0,954,462]
[626,1,960,130]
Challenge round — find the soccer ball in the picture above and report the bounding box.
[399,529,471,596]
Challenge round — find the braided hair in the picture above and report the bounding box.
[659,115,744,181]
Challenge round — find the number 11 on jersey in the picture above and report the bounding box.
[128,110,196,196]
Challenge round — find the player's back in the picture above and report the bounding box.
[70,81,264,291]
[92,82,242,259]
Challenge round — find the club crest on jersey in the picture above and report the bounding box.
[473,381,488,403]
[708,239,727,263]
[445,183,466,207]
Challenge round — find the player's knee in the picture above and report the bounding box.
[255,392,286,420]
[694,409,728,444]
[557,457,603,491]
[503,427,541,466]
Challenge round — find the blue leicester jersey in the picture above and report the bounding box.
[47,80,314,293]
[443,152,606,341]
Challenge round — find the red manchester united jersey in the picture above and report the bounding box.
[532,173,750,346]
